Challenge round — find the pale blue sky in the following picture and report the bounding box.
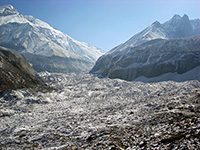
[0,0,199,51]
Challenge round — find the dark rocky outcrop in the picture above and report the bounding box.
[0,47,45,94]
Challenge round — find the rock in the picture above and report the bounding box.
[0,47,46,94]
[0,73,199,149]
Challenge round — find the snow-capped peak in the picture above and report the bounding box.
[0,4,104,73]
[152,20,161,27]
[0,4,14,10]
[0,4,19,16]
[172,14,181,20]
[163,14,190,28]
[182,14,189,20]
[107,14,199,54]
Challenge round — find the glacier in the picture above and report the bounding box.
[0,72,200,149]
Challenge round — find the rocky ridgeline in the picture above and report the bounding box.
[0,73,199,149]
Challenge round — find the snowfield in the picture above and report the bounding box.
[0,72,200,149]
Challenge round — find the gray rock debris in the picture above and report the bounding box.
[0,72,199,149]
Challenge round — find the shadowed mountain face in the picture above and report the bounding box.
[90,15,200,81]
[0,5,104,73]
[0,47,45,94]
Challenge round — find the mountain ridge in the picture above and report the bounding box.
[90,14,200,81]
[0,5,104,73]
[109,14,200,54]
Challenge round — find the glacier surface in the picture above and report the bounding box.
[0,72,200,149]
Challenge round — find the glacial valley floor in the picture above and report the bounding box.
[0,72,200,149]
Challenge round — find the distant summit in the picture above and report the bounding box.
[152,20,161,27]
[90,15,200,82]
[0,5,19,16]
[162,14,194,38]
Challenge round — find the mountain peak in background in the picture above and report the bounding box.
[0,5,104,73]
[90,14,200,82]
[182,14,189,20]
[152,20,161,26]
[172,14,181,19]
[0,4,18,16]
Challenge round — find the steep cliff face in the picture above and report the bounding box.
[0,47,45,94]
[90,15,200,81]
[91,36,200,81]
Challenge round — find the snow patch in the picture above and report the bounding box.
[134,66,200,82]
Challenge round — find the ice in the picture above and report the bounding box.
[134,66,200,82]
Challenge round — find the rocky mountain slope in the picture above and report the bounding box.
[0,5,104,73]
[0,72,199,149]
[90,15,200,81]
[0,46,45,94]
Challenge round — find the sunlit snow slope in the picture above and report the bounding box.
[0,5,104,73]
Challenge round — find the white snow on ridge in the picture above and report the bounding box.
[0,5,104,62]
[108,21,168,54]
[0,5,18,15]
[25,15,54,29]
[107,14,199,55]
[0,13,27,26]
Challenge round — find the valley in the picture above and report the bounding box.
[0,4,200,150]
[0,72,199,149]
